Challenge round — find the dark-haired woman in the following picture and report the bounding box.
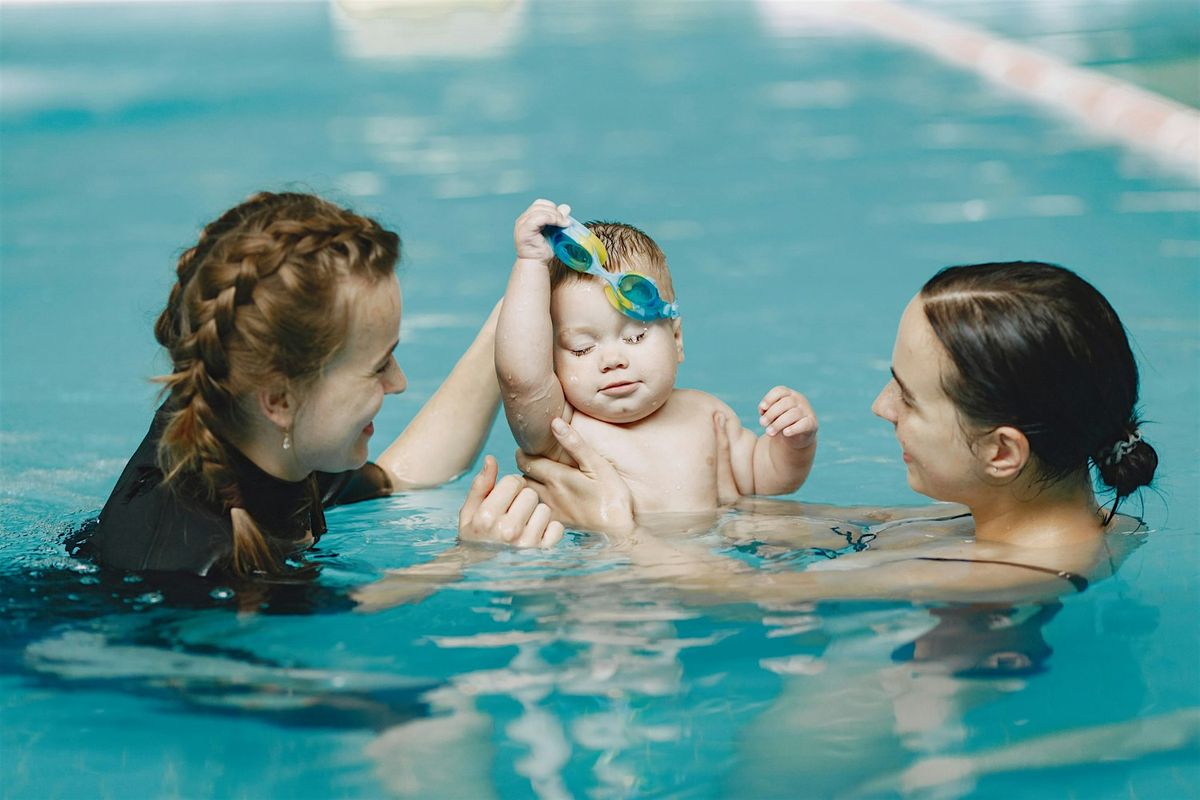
[712,261,1156,603]
[727,261,1166,797]
[69,192,631,582]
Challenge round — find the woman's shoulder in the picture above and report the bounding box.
[75,476,231,576]
[316,462,393,508]
[71,411,232,576]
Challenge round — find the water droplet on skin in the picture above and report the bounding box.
[135,591,164,605]
[123,575,143,584]
[209,587,235,601]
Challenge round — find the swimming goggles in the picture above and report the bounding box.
[543,215,680,323]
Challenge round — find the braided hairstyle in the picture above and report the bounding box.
[920,262,1157,515]
[154,192,399,575]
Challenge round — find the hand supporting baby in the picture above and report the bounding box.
[458,454,565,548]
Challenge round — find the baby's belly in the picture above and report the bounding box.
[623,467,719,513]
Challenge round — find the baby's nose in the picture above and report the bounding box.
[599,344,628,371]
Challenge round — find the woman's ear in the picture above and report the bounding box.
[256,381,295,431]
[673,319,685,363]
[980,425,1030,481]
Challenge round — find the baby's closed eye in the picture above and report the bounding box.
[568,344,595,357]
[622,329,648,345]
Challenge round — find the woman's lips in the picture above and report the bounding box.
[600,381,639,397]
[363,421,375,437]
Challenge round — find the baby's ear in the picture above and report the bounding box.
[672,318,684,363]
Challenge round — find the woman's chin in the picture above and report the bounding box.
[327,447,370,474]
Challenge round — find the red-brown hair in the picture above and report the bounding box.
[153,192,399,575]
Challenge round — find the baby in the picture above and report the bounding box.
[496,199,818,515]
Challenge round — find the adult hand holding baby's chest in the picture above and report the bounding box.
[569,391,723,514]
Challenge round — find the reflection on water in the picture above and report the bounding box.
[6,515,1187,798]
[332,0,527,62]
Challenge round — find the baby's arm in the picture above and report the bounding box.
[495,199,572,457]
[719,386,818,497]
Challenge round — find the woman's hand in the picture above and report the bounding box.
[516,418,635,534]
[458,455,565,548]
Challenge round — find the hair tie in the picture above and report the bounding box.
[1101,430,1142,466]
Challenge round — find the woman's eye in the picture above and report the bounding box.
[623,330,647,345]
[375,356,393,374]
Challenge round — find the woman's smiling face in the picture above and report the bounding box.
[290,274,406,474]
[871,295,988,503]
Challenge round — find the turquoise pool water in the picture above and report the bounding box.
[2,2,1197,797]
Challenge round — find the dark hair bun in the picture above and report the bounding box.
[1095,433,1158,499]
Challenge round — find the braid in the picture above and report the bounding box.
[152,191,399,576]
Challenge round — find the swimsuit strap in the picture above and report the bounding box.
[913,556,1089,593]
[868,511,972,535]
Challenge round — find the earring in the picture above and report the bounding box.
[282,429,291,451]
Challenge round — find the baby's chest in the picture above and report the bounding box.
[577,416,719,508]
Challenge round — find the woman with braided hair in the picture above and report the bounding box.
[72,192,633,579]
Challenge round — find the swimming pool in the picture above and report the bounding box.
[2,1,1197,797]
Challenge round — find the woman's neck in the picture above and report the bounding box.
[968,474,1103,548]
[228,422,310,483]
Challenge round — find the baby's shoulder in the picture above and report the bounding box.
[670,388,735,415]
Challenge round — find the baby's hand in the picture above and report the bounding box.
[758,386,818,450]
[514,198,571,262]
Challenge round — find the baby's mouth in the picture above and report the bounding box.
[599,380,640,397]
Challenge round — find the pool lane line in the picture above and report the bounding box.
[757,0,1200,182]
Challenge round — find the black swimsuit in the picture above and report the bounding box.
[914,556,1089,592]
[68,405,392,578]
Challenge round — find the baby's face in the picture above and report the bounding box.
[550,279,682,424]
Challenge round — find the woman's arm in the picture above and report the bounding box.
[375,303,502,490]
[732,496,969,525]
[740,559,1073,604]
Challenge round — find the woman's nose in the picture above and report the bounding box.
[385,363,407,395]
[871,381,896,422]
